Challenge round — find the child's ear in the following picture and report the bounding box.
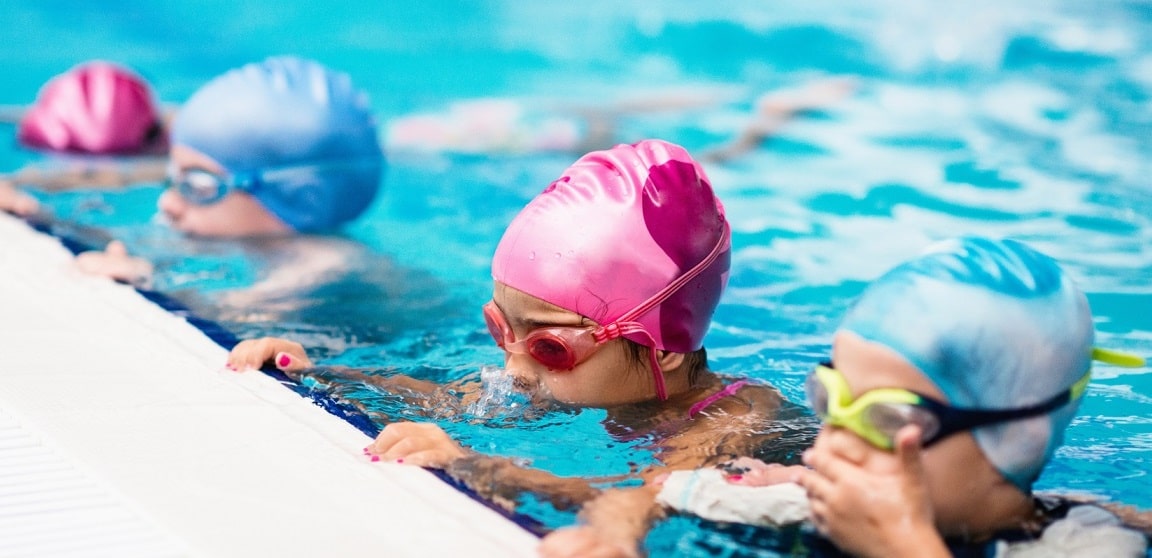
[656,350,685,374]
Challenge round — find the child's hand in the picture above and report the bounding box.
[227,337,312,373]
[75,241,153,284]
[719,456,807,486]
[0,180,39,216]
[798,425,946,558]
[538,526,639,558]
[366,422,468,468]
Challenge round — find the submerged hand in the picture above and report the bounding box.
[227,337,313,373]
[75,240,153,285]
[798,425,946,558]
[367,422,468,468]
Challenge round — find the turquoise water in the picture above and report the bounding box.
[3,1,1150,555]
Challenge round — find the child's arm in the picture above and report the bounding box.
[701,77,856,165]
[539,485,660,558]
[227,337,441,396]
[367,422,604,511]
[3,159,167,191]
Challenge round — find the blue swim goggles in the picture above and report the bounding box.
[805,348,1145,451]
[165,159,379,206]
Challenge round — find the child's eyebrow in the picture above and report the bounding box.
[516,316,588,329]
[513,311,594,329]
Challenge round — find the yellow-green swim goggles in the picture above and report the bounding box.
[804,347,1144,451]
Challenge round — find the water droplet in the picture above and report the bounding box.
[528,251,536,260]
[554,252,562,259]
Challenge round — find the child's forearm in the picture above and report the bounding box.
[5,159,167,191]
[446,454,601,511]
[577,485,663,553]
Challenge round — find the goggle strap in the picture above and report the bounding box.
[1092,347,1146,368]
[610,222,730,328]
[599,322,667,400]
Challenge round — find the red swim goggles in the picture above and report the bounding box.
[482,301,602,372]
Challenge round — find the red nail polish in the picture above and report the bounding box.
[278,354,291,367]
[728,474,743,482]
[370,455,380,462]
[396,458,404,464]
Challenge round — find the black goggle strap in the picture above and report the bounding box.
[919,372,1092,445]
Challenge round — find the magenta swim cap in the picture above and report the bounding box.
[18,61,164,155]
[492,139,731,399]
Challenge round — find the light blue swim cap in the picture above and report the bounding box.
[839,237,1094,491]
[172,56,383,232]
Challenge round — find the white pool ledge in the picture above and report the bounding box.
[0,213,539,557]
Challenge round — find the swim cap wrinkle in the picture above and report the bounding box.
[172,56,382,232]
[493,139,730,354]
[18,61,164,154]
[840,237,1094,491]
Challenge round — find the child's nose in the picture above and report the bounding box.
[506,357,540,392]
[157,189,187,219]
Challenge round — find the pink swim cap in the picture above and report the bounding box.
[17,61,164,154]
[492,139,731,399]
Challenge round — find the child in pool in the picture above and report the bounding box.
[228,139,814,556]
[662,237,1149,557]
[2,66,853,217]
[68,55,383,281]
[0,61,169,216]
[7,57,441,349]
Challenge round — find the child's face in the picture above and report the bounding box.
[489,283,660,407]
[158,145,291,238]
[820,331,1017,533]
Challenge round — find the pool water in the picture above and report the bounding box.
[3,1,1150,555]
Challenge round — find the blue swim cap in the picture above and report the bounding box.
[839,237,1094,491]
[172,56,383,232]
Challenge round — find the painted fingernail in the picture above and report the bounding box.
[728,474,743,482]
[370,455,380,462]
[362,446,370,455]
[277,354,291,367]
[395,458,404,464]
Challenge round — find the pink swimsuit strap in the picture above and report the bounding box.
[687,379,750,418]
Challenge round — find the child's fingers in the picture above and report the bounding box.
[367,422,465,466]
[731,464,806,486]
[393,449,456,468]
[272,351,310,373]
[368,422,437,455]
[893,425,926,477]
[105,240,128,256]
[226,337,310,372]
[797,466,836,504]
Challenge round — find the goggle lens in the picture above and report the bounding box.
[805,365,941,449]
[527,335,577,370]
[169,169,228,206]
[865,402,941,445]
[481,301,596,372]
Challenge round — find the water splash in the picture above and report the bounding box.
[466,365,527,418]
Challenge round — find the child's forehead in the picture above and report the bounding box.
[491,282,592,327]
[830,331,946,400]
